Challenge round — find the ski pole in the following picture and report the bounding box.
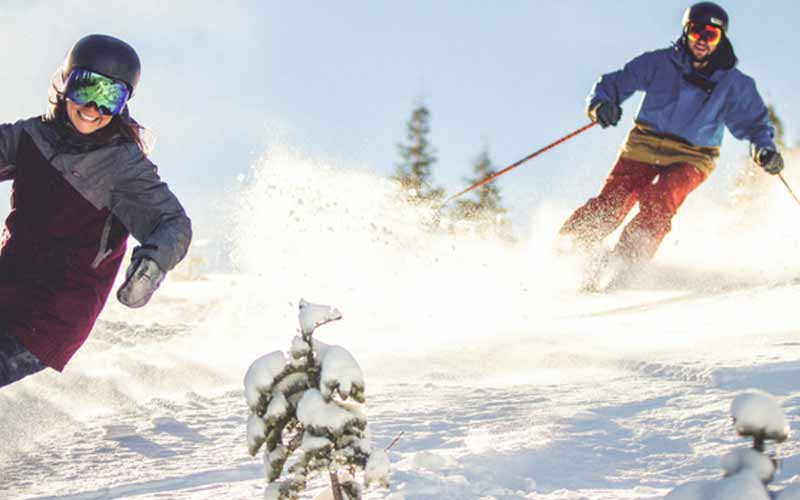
[778,173,800,207]
[441,121,598,206]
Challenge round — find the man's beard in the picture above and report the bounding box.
[690,47,712,64]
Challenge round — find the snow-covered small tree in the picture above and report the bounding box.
[244,299,389,500]
[665,390,791,500]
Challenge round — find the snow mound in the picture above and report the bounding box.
[300,434,333,453]
[264,482,281,500]
[665,470,770,500]
[291,336,310,359]
[247,413,267,455]
[103,425,138,440]
[321,345,365,401]
[312,488,335,500]
[777,483,800,500]
[365,449,390,487]
[296,389,361,432]
[720,448,775,482]
[299,299,342,335]
[411,451,453,471]
[730,390,789,442]
[244,351,288,411]
[265,391,289,423]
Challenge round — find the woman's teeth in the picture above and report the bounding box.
[78,110,99,122]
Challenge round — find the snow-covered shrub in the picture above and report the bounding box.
[731,389,790,448]
[720,448,776,483]
[665,471,770,500]
[665,390,791,500]
[245,299,389,500]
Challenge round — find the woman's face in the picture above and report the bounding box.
[65,99,113,135]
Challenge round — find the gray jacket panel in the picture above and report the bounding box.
[7,116,191,272]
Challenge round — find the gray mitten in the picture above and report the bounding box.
[117,257,165,308]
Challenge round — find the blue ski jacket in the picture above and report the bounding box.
[588,41,776,152]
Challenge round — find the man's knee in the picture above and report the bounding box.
[640,163,705,216]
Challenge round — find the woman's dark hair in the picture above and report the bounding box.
[47,79,146,153]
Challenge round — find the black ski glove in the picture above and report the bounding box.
[755,148,784,175]
[591,101,622,128]
[117,257,166,308]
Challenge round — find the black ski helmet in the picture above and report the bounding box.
[682,2,729,33]
[63,34,141,95]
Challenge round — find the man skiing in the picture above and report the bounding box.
[0,35,191,387]
[559,2,782,288]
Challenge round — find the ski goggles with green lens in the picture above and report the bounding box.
[64,69,130,116]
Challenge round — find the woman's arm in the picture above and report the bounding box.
[0,120,27,181]
[110,145,192,273]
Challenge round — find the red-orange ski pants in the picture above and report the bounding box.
[559,157,706,262]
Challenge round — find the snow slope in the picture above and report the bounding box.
[2,147,800,499]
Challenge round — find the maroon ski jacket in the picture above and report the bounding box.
[0,116,191,371]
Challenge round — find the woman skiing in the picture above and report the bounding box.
[0,34,192,388]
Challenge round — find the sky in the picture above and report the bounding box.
[0,0,797,252]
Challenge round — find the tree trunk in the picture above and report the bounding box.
[329,471,344,500]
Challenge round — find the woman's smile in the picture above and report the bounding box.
[66,99,112,134]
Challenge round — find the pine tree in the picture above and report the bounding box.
[393,101,444,203]
[451,146,513,239]
[454,148,505,218]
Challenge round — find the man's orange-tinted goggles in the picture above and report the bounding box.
[687,23,723,46]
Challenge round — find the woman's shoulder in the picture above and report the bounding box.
[8,116,62,156]
[108,142,161,190]
[117,140,155,169]
[0,116,40,141]
[15,116,50,135]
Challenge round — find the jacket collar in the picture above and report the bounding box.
[43,103,128,155]
[669,37,737,82]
